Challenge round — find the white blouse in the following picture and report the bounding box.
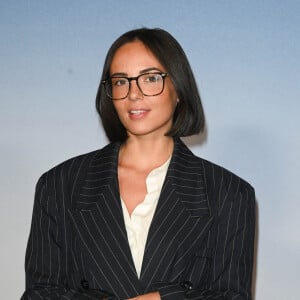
[121,157,171,277]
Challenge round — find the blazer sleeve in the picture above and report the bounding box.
[21,172,115,300]
[156,174,256,300]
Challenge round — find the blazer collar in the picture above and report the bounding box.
[80,138,210,218]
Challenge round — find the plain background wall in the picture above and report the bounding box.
[1,1,299,299]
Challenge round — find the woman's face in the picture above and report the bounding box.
[109,40,178,140]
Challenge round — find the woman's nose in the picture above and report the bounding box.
[127,80,143,101]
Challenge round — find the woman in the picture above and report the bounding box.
[22,28,255,300]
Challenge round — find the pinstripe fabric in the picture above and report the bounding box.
[21,138,255,300]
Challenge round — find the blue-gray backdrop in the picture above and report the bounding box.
[1,1,299,299]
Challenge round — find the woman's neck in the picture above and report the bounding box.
[118,136,174,172]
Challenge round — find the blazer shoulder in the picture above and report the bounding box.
[174,139,255,205]
[174,138,254,194]
[33,143,119,211]
[38,143,118,189]
[200,157,255,200]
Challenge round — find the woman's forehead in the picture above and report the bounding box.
[110,41,164,75]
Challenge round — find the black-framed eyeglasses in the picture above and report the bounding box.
[102,72,168,100]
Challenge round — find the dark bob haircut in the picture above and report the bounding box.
[96,28,205,143]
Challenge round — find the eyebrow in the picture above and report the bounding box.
[110,67,164,77]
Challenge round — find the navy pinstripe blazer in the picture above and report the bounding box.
[21,138,255,300]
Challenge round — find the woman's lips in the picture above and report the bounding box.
[128,109,150,119]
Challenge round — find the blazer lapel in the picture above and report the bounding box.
[69,143,142,297]
[69,139,214,296]
[140,139,214,289]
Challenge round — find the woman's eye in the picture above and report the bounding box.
[144,74,161,82]
[112,78,127,86]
